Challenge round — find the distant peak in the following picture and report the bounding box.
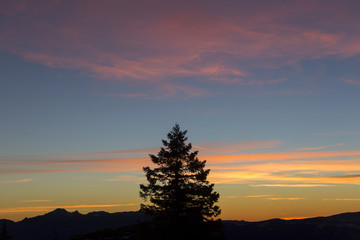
[47,208,69,215]
[53,208,68,212]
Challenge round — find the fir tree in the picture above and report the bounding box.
[140,124,221,223]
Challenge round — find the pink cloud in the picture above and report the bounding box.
[342,78,360,86]
[1,1,360,98]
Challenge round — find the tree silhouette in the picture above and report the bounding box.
[140,124,221,224]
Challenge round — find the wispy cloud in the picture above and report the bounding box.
[296,143,344,151]
[1,1,360,98]
[249,184,334,187]
[342,78,360,86]
[8,149,360,169]
[265,197,305,201]
[204,150,360,163]
[0,179,33,183]
[245,194,273,198]
[323,198,360,201]
[232,160,360,174]
[3,143,360,186]
[245,194,305,200]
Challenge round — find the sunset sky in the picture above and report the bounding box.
[1,0,360,222]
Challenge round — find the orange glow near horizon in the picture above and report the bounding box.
[2,0,360,223]
[3,149,360,184]
[2,143,360,221]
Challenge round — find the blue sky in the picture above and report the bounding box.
[1,0,360,221]
[2,49,359,155]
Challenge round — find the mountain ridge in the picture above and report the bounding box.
[0,209,149,240]
[224,211,360,240]
[2,209,360,240]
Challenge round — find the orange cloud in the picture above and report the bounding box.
[233,160,360,173]
[244,194,305,200]
[245,194,305,201]
[323,198,360,201]
[265,198,305,201]
[0,178,33,183]
[204,150,360,163]
[249,184,333,187]
[210,169,360,185]
[245,195,273,198]
[3,144,360,185]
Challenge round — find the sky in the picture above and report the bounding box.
[1,0,360,222]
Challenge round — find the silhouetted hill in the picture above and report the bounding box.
[2,210,360,240]
[224,211,360,240]
[0,209,149,240]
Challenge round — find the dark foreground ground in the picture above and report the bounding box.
[224,212,360,240]
[2,209,360,240]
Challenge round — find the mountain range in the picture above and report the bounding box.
[224,211,360,240]
[0,209,149,240]
[2,209,360,240]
